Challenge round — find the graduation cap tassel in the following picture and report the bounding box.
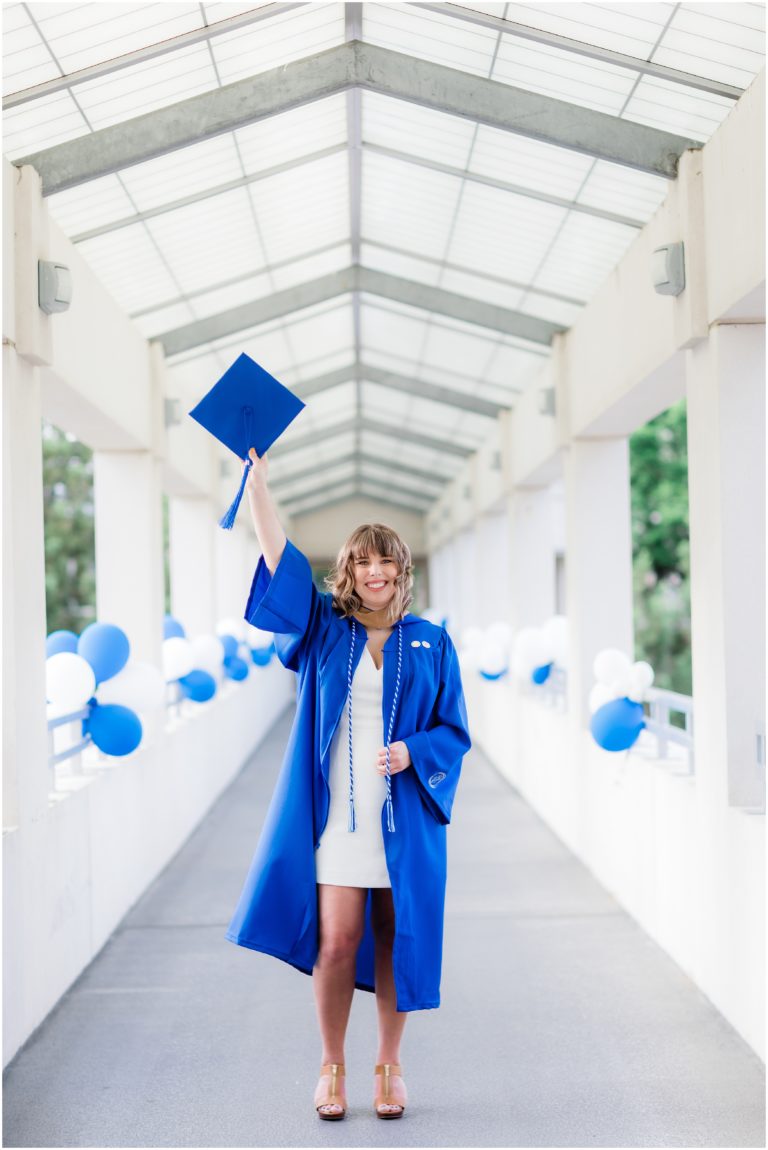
[219,457,251,530]
[218,405,254,530]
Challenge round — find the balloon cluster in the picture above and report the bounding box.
[589,649,654,752]
[512,616,569,685]
[161,614,276,699]
[46,624,152,756]
[459,622,514,680]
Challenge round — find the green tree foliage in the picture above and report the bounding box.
[42,422,96,635]
[629,398,691,696]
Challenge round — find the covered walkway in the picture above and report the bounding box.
[3,705,764,1148]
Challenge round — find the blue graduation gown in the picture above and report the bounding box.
[225,539,472,1011]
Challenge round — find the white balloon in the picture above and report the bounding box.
[162,637,195,681]
[97,660,166,712]
[237,642,251,664]
[513,626,549,675]
[631,661,655,689]
[189,634,225,675]
[460,626,484,652]
[244,623,273,649]
[589,682,615,713]
[485,620,514,651]
[459,645,482,672]
[217,617,246,643]
[46,652,96,711]
[593,648,632,686]
[542,615,569,667]
[479,637,508,676]
[626,660,655,702]
[607,672,634,700]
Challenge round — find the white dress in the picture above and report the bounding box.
[314,645,391,888]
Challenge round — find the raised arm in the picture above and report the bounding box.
[243,448,286,574]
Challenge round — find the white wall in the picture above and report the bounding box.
[462,670,765,1060]
[3,667,294,1069]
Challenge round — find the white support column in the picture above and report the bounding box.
[686,323,766,809]
[2,349,51,828]
[214,524,253,628]
[92,450,164,666]
[475,506,511,628]
[168,497,217,637]
[563,439,634,726]
[508,486,558,631]
[3,163,53,828]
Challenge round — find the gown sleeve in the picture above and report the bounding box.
[401,631,472,825]
[243,538,330,673]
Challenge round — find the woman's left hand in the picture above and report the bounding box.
[376,741,412,774]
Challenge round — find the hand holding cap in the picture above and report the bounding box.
[188,352,305,529]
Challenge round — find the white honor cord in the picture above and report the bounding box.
[346,617,403,833]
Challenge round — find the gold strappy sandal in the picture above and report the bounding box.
[374,1062,406,1118]
[314,1062,346,1120]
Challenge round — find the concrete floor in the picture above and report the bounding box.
[3,706,765,1147]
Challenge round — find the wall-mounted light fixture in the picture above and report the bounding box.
[538,387,556,416]
[38,260,72,314]
[652,241,685,296]
[163,398,181,428]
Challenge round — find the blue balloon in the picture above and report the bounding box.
[86,703,142,756]
[178,669,217,702]
[590,697,645,752]
[224,655,249,681]
[78,622,130,684]
[532,663,553,684]
[479,668,508,681]
[251,647,272,666]
[163,615,185,640]
[219,634,239,660]
[46,629,78,657]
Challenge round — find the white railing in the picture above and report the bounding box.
[640,686,695,773]
[47,681,189,787]
[518,670,695,771]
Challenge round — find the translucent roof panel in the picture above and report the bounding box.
[361,380,495,442]
[4,1,764,517]
[360,294,545,381]
[362,147,464,262]
[363,4,763,141]
[3,4,345,154]
[360,427,461,482]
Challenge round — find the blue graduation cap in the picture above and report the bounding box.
[188,352,305,529]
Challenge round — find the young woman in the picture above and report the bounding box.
[225,448,471,1121]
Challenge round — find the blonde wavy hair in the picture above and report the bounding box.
[324,523,414,625]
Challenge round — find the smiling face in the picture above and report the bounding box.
[353,550,400,613]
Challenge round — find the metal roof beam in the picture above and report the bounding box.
[293,362,513,417]
[269,415,474,458]
[270,451,449,491]
[288,487,428,518]
[157,266,562,355]
[16,41,700,195]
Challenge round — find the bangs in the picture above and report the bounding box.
[349,524,401,562]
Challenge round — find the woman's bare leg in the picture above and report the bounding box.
[312,884,367,1114]
[371,887,408,1113]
